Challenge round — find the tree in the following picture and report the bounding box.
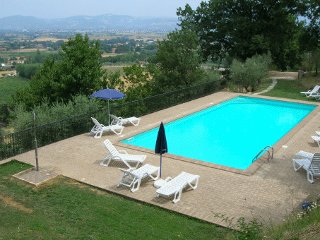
[177,0,308,70]
[152,29,204,91]
[16,64,41,79]
[100,70,124,90]
[123,64,153,100]
[230,54,271,92]
[13,34,103,107]
[299,0,320,74]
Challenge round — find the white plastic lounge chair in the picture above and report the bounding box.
[300,85,320,97]
[110,114,141,126]
[156,172,200,203]
[101,139,146,169]
[311,135,320,147]
[90,117,124,138]
[118,164,160,192]
[308,93,320,100]
[293,153,320,183]
[293,150,314,160]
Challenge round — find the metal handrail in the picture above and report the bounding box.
[251,145,274,163]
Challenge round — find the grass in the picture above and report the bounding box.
[255,78,273,92]
[0,161,237,240]
[0,76,29,104]
[262,78,319,101]
[0,50,57,59]
[264,201,320,239]
[2,162,319,240]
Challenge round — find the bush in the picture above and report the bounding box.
[16,64,41,79]
[203,70,222,82]
[0,104,9,125]
[11,95,101,131]
[230,54,271,92]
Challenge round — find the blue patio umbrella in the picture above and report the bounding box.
[90,89,125,124]
[155,122,168,177]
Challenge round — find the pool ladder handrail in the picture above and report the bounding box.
[251,145,274,163]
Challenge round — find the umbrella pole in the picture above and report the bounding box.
[160,154,162,178]
[107,100,110,125]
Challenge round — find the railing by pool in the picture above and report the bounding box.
[252,145,274,163]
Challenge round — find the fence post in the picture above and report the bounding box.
[33,111,39,171]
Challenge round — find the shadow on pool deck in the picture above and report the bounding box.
[4,91,320,228]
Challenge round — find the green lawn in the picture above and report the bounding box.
[0,76,29,104]
[0,161,237,240]
[255,78,273,92]
[262,79,319,101]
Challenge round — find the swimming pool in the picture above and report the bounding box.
[121,96,317,170]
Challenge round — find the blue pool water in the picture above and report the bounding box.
[121,97,316,170]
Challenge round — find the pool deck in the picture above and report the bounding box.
[4,91,320,228]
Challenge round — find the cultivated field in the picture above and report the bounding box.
[0,76,29,104]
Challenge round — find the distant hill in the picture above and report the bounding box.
[0,14,178,33]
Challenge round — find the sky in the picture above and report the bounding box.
[0,0,204,19]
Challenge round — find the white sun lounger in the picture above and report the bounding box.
[101,139,146,169]
[110,114,141,126]
[90,117,124,138]
[300,85,320,97]
[309,94,320,100]
[293,153,320,183]
[293,150,314,159]
[156,172,200,203]
[118,164,160,192]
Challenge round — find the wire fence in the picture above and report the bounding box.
[0,79,225,161]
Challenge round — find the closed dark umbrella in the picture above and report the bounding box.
[90,89,125,125]
[155,122,168,177]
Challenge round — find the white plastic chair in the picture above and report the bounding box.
[90,117,124,138]
[118,164,160,192]
[110,114,141,126]
[300,85,320,97]
[101,139,146,169]
[293,152,320,183]
[293,150,314,160]
[156,172,200,203]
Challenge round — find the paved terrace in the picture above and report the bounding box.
[5,91,320,228]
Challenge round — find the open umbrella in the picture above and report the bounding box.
[155,122,168,177]
[90,89,125,125]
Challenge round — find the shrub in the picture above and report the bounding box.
[230,54,271,92]
[16,64,41,79]
[236,217,263,240]
[11,95,101,131]
[0,104,9,125]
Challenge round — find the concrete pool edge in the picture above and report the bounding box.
[116,93,320,176]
